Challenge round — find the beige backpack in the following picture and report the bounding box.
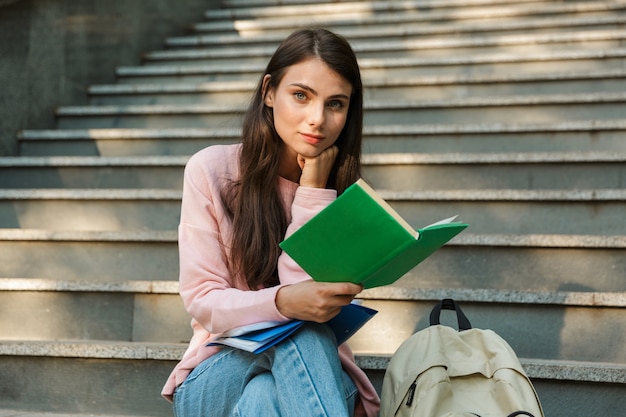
[380,299,544,417]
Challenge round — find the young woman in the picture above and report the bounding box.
[161,28,381,417]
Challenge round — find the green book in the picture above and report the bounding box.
[280,179,468,289]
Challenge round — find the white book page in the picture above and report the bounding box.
[213,337,260,352]
[220,320,284,338]
[423,215,459,229]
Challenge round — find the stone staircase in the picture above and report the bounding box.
[1,0,625,416]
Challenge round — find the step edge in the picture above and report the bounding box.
[0,278,179,294]
[0,339,623,383]
[18,128,241,141]
[1,188,625,202]
[357,354,626,383]
[0,156,190,167]
[362,151,626,163]
[53,92,626,115]
[199,2,624,33]
[206,0,625,20]
[0,189,182,200]
[359,287,626,307]
[142,46,626,63]
[2,151,624,166]
[453,233,626,248]
[89,81,256,94]
[193,13,626,35]
[377,189,626,202]
[164,28,626,49]
[183,15,626,44]
[0,229,624,247]
[17,120,626,141]
[209,0,563,16]
[0,229,178,242]
[0,278,623,307]
[90,68,626,91]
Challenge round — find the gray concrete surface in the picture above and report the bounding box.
[0,0,219,156]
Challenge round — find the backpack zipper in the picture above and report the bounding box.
[405,382,417,406]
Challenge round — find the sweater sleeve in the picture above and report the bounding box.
[277,186,337,285]
[177,148,289,335]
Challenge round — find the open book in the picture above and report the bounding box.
[208,302,377,354]
[280,178,468,289]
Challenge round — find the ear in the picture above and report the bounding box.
[262,74,274,107]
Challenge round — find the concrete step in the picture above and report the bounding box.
[0,230,623,292]
[0,340,624,416]
[0,279,624,362]
[394,234,625,293]
[1,152,624,190]
[1,188,625,235]
[362,151,626,191]
[210,0,508,19]
[87,70,626,105]
[161,29,626,62]
[355,288,626,361]
[203,0,626,25]
[0,229,178,281]
[18,127,239,156]
[0,340,177,416]
[215,0,552,12]
[0,156,188,189]
[138,48,626,80]
[137,30,626,69]
[381,189,626,236]
[0,189,181,231]
[16,121,626,156]
[222,0,348,6]
[192,8,626,38]
[89,79,257,105]
[188,12,626,41]
[0,279,189,344]
[53,93,626,129]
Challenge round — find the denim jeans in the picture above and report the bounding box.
[173,322,358,417]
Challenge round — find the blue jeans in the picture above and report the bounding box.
[173,322,358,417]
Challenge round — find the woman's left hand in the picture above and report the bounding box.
[275,280,362,323]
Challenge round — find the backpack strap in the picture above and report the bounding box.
[462,412,535,417]
[429,298,472,331]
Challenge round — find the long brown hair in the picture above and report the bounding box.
[223,28,364,289]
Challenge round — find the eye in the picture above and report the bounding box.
[327,100,345,109]
[294,91,307,101]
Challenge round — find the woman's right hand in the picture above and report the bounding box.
[297,145,338,189]
[275,280,363,323]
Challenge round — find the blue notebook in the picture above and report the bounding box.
[208,302,377,354]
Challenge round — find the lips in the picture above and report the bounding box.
[300,133,324,145]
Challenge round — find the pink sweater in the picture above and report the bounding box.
[162,144,380,417]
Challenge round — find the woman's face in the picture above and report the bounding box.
[264,58,353,177]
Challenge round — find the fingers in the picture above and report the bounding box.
[326,282,363,296]
[325,282,363,298]
[275,280,362,323]
[318,145,339,163]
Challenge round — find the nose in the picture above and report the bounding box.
[307,102,325,127]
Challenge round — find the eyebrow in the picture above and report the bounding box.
[289,83,351,101]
